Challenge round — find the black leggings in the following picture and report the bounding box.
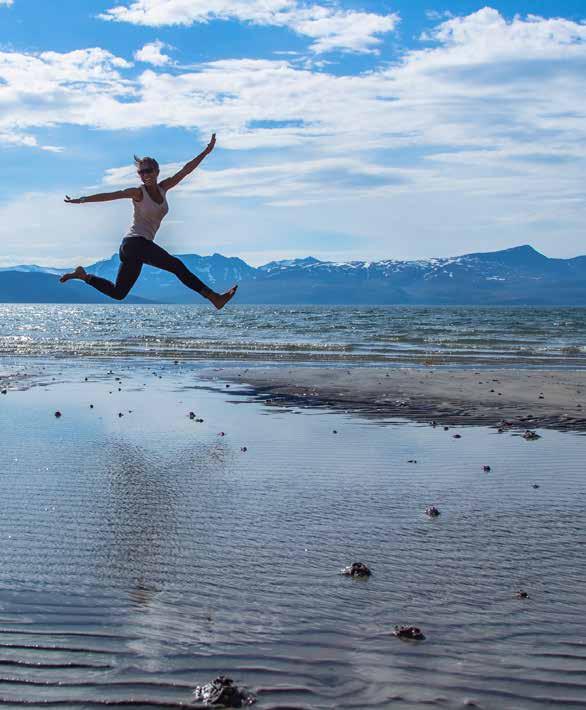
[86,237,213,301]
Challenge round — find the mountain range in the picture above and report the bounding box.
[2,245,586,305]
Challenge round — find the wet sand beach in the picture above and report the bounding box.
[199,366,586,431]
[0,358,586,708]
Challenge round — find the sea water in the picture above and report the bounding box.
[1,304,586,366]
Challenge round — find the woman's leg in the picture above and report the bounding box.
[60,239,143,301]
[85,259,142,301]
[141,240,237,309]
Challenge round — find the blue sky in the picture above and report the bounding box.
[0,0,585,267]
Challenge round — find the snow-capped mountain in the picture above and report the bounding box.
[2,245,586,304]
[0,264,67,276]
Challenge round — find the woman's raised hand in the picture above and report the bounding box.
[205,133,216,154]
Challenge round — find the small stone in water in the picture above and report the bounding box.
[394,625,425,641]
[341,562,371,577]
[54,411,62,418]
[192,676,256,707]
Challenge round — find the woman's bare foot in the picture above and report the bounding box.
[209,285,238,310]
[59,266,88,284]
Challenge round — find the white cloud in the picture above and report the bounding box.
[2,9,586,261]
[420,7,586,60]
[0,132,38,148]
[101,156,421,205]
[100,0,400,54]
[0,190,131,266]
[0,131,62,152]
[134,39,172,65]
[0,0,14,6]
[101,0,294,25]
[2,9,586,160]
[0,47,134,148]
[289,7,398,54]
[425,10,453,21]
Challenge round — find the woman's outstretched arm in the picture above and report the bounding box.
[64,187,141,204]
[159,134,215,192]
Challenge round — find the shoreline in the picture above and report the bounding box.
[4,358,586,432]
[199,365,586,432]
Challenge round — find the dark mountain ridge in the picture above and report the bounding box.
[2,245,586,305]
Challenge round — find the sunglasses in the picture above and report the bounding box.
[138,167,155,175]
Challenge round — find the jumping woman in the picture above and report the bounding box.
[60,134,237,309]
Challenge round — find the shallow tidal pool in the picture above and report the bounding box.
[0,360,585,709]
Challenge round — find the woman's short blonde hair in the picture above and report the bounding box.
[134,155,160,172]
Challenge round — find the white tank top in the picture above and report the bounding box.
[125,185,169,241]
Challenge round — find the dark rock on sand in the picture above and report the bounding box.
[192,676,256,707]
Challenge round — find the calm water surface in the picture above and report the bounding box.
[1,304,586,366]
[0,361,585,707]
